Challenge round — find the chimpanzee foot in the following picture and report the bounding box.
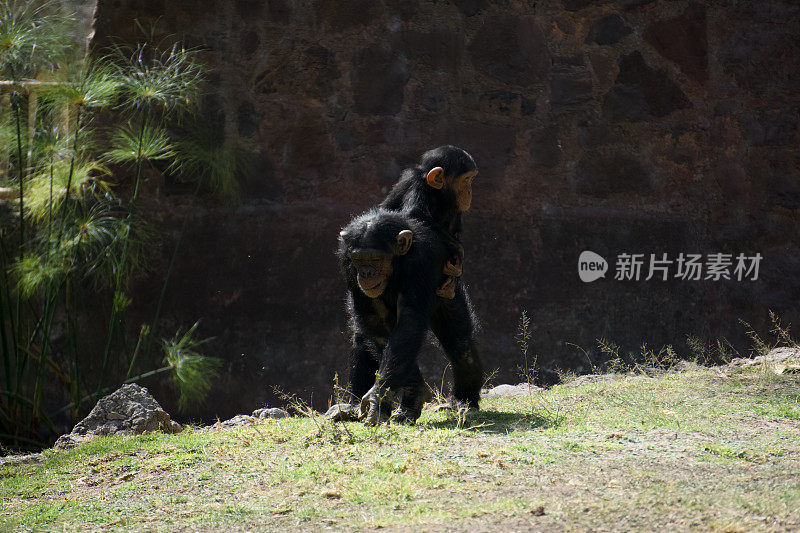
[390,407,421,425]
[433,396,479,412]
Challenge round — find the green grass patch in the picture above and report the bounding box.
[2,366,800,531]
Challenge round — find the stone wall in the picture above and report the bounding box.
[92,0,800,418]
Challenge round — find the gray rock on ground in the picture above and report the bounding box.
[0,453,45,466]
[481,383,543,397]
[728,347,800,368]
[196,408,290,431]
[216,414,257,428]
[325,403,361,422]
[252,407,289,419]
[54,383,181,450]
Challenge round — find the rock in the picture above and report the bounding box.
[420,87,446,112]
[603,82,651,122]
[667,360,702,373]
[550,73,593,108]
[351,45,409,115]
[563,0,603,11]
[385,0,418,22]
[572,153,651,196]
[643,3,707,85]
[252,407,289,419]
[237,101,260,137]
[394,30,463,72]
[529,126,561,168]
[53,433,95,450]
[728,347,800,370]
[54,384,181,450]
[468,16,549,87]
[325,403,360,422]
[266,0,292,23]
[314,0,382,32]
[239,30,260,59]
[617,0,655,9]
[235,0,263,19]
[482,383,543,397]
[720,28,800,95]
[480,90,520,114]
[283,111,336,178]
[0,453,45,466]
[586,14,632,46]
[454,0,485,17]
[742,108,798,147]
[604,51,691,122]
[521,97,537,116]
[765,347,800,363]
[216,414,257,428]
[300,45,340,99]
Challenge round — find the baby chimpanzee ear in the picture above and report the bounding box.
[426,167,445,189]
[396,230,413,255]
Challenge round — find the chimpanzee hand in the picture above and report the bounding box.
[436,276,456,299]
[443,255,462,277]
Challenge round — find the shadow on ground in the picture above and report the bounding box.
[421,409,560,433]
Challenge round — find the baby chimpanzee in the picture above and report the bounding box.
[380,145,477,299]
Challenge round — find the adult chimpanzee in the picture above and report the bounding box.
[380,145,483,404]
[381,145,477,299]
[338,208,451,424]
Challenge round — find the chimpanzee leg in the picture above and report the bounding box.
[392,364,426,424]
[347,333,380,402]
[431,282,483,408]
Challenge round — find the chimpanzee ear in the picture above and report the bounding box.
[396,230,413,255]
[426,167,445,189]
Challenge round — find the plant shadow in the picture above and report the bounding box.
[421,409,560,434]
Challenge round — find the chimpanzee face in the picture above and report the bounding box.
[450,170,477,211]
[351,250,394,298]
[343,228,413,298]
[425,167,477,212]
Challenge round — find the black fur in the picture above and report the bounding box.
[381,145,477,240]
[338,209,448,422]
[379,145,483,407]
[337,145,483,423]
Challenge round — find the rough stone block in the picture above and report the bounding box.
[351,45,409,115]
[586,14,632,45]
[643,3,707,85]
[468,16,549,87]
[573,153,651,196]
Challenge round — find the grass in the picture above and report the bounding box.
[1,363,799,531]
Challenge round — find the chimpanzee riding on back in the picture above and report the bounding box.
[336,146,484,425]
[381,145,477,299]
